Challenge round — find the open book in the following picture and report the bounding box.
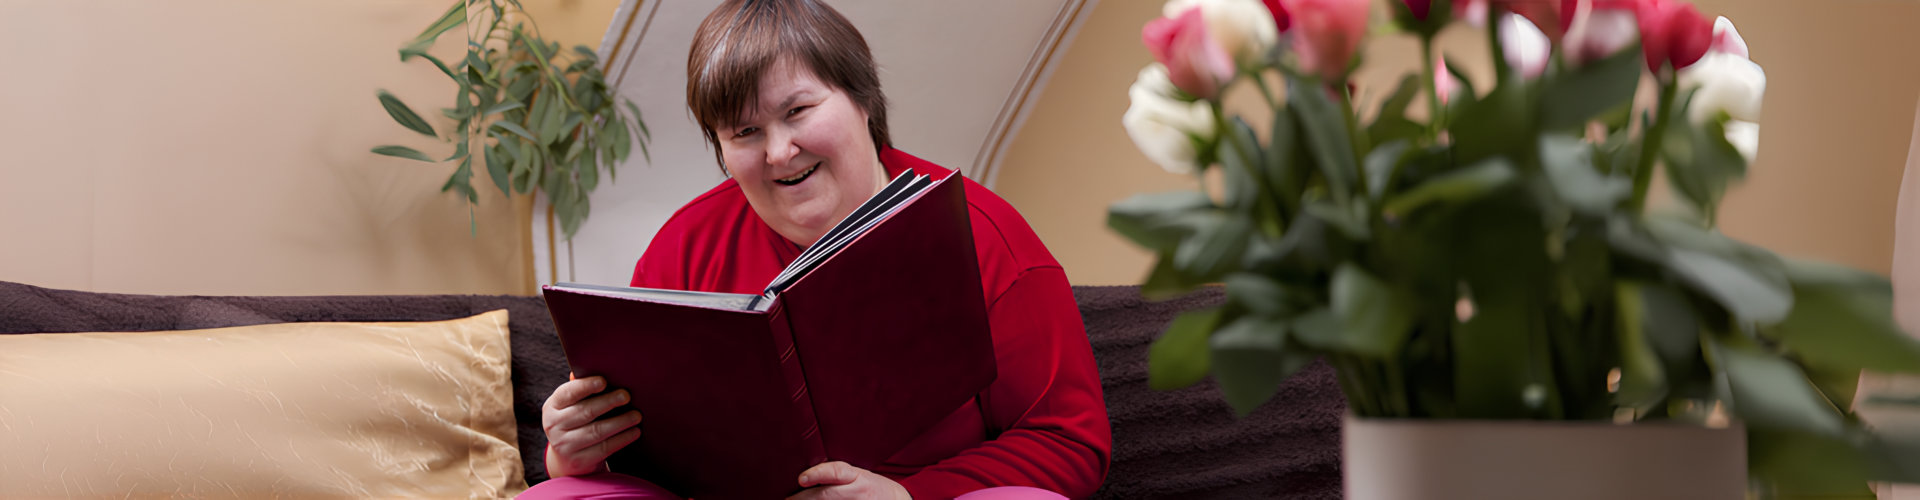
[541,170,996,500]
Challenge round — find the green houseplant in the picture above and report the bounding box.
[372,0,651,243]
[1111,0,1920,496]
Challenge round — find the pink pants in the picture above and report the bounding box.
[516,472,1069,500]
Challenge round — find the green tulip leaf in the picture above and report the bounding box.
[1539,44,1643,131]
[1211,314,1311,416]
[1716,340,1848,437]
[1770,259,1920,373]
[1539,135,1629,214]
[1149,307,1223,391]
[1381,158,1516,217]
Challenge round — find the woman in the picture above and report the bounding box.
[520,1,1110,498]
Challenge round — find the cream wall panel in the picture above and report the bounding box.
[0,0,530,296]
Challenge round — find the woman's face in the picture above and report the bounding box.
[718,57,887,248]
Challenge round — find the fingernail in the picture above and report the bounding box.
[588,377,604,390]
[615,390,629,404]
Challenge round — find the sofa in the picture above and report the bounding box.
[0,281,1343,498]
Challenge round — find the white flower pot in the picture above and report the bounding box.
[1343,415,1747,500]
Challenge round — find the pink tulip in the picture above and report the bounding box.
[1455,0,1490,27]
[1281,0,1371,81]
[1435,57,1465,104]
[1636,0,1713,72]
[1560,0,1639,66]
[1142,7,1237,99]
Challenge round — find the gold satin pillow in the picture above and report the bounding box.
[0,310,526,498]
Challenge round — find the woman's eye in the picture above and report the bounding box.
[787,105,810,117]
[733,127,759,138]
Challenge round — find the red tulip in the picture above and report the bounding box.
[1636,0,1713,72]
[1281,0,1372,81]
[1404,0,1434,20]
[1263,0,1292,32]
[1142,7,1237,99]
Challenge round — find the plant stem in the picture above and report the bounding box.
[1335,83,1368,200]
[1251,70,1281,110]
[1630,78,1679,213]
[1420,36,1443,138]
[1487,6,1511,84]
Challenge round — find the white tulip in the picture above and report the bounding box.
[1124,64,1219,175]
[1679,17,1765,163]
[1162,0,1280,69]
[1498,13,1550,80]
[1723,120,1760,164]
[1681,52,1765,124]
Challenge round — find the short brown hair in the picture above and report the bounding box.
[686,0,891,173]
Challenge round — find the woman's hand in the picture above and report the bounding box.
[786,461,910,500]
[542,375,643,478]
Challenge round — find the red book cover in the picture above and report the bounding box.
[541,173,996,499]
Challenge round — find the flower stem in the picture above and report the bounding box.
[1251,70,1280,110]
[1420,36,1443,138]
[1630,78,1679,213]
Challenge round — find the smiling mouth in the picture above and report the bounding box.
[773,162,821,186]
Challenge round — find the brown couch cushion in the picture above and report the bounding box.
[0,310,525,497]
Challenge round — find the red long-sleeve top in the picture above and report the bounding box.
[628,148,1111,499]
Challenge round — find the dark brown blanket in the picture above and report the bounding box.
[0,281,1341,498]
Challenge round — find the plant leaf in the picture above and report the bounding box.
[485,143,512,197]
[1328,263,1416,358]
[1211,315,1310,416]
[1149,307,1222,391]
[1366,74,1424,147]
[1108,191,1215,253]
[491,121,537,142]
[1172,212,1251,283]
[1381,157,1516,217]
[1667,248,1794,325]
[485,100,525,116]
[1539,135,1629,214]
[377,90,436,138]
[1288,78,1358,196]
[401,2,465,58]
[1716,340,1849,437]
[1770,259,1920,373]
[372,145,436,163]
[1538,44,1642,130]
[1364,140,1411,200]
[1614,281,1669,410]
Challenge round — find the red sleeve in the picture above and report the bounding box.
[896,266,1112,500]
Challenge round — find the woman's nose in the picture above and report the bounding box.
[764,128,799,168]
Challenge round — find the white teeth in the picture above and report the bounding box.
[776,163,819,184]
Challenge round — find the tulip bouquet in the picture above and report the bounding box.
[1111,0,1920,491]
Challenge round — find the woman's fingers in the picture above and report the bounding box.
[552,388,631,432]
[551,409,641,456]
[797,461,859,488]
[545,376,605,413]
[582,423,644,464]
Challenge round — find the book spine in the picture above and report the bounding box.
[768,302,829,466]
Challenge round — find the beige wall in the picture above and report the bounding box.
[0,0,619,296]
[994,0,1920,285]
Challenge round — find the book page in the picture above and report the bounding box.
[552,282,761,311]
[761,172,936,299]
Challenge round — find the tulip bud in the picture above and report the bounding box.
[1143,7,1237,99]
[1280,0,1372,82]
[1124,64,1221,175]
